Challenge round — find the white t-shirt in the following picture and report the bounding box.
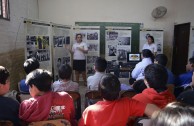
[72,42,88,60]
[142,43,157,53]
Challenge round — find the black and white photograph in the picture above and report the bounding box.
[88,44,98,52]
[117,49,127,61]
[107,31,118,40]
[62,57,70,65]
[53,36,65,47]
[87,56,98,64]
[117,37,130,45]
[87,66,95,75]
[87,32,98,40]
[65,36,70,44]
[108,45,117,56]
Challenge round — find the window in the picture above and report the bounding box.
[0,0,10,20]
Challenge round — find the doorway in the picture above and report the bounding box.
[172,23,190,76]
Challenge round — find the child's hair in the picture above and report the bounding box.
[25,69,52,92]
[0,66,9,85]
[94,57,107,72]
[147,35,154,43]
[142,49,155,63]
[133,79,147,93]
[58,64,72,80]
[144,64,167,92]
[23,58,40,74]
[151,102,194,126]
[155,54,168,66]
[99,73,120,101]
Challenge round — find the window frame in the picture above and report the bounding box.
[0,0,10,20]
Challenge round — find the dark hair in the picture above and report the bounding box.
[0,66,10,85]
[58,64,72,80]
[99,73,120,101]
[133,79,147,93]
[25,69,52,92]
[142,49,155,63]
[155,54,168,66]
[23,58,40,74]
[189,57,194,64]
[76,33,82,38]
[95,57,107,72]
[151,102,194,126]
[144,64,167,92]
[148,35,154,43]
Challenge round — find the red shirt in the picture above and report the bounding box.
[79,97,146,126]
[133,88,175,108]
[19,91,76,125]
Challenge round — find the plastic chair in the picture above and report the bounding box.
[85,90,102,108]
[134,117,151,126]
[29,119,71,126]
[66,91,81,120]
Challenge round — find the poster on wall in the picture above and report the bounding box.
[52,24,72,81]
[25,20,52,72]
[188,28,194,58]
[105,27,131,62]
[139,29,164,54]
[73,26,100,78]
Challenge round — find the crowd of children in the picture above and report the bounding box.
[1,50,194,126]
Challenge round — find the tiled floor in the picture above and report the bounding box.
[78,82,87,112]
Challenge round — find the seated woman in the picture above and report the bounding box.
[52,64,79,92]
[133,64,175,108]
[19,69,76,125]
[151,102,194,126]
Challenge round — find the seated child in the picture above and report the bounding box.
[79,73,160,126]
[0,66,20,125]
[19,58,40,93]
[19,69,76,125]
[52,64,79,92]
[133,64,175,108]
[151,102,194,126]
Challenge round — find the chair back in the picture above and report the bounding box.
[119,90,137,98]
[0,120,13,126]
[66,91,81,120]
[85,90,102,108]
[134,117,151,126]
[29,119,71,126]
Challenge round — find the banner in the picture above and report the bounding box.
[140,29,164,54]
[105,27,131,62]
[52,24,72,81]
[25,19,52,72]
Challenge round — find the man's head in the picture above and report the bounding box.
[0,66,10,95]
[23,58,40,74]
[76,33,82,43]
[25,69,52,97]
[147,35,154,44]
[155,54,168,66]
[94,57,107,72]
[58,64,72,80]
[186,57,194,71]
[99,73,120,101]
[144,64,167,92]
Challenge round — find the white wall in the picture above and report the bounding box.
[0,0,39,53]
[38,0,177,57]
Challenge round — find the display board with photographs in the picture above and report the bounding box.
[73,26,100,78]
[139,29,164,54]
[25,20,52,72]
[105,27,131,62]
[52,24,71,81]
